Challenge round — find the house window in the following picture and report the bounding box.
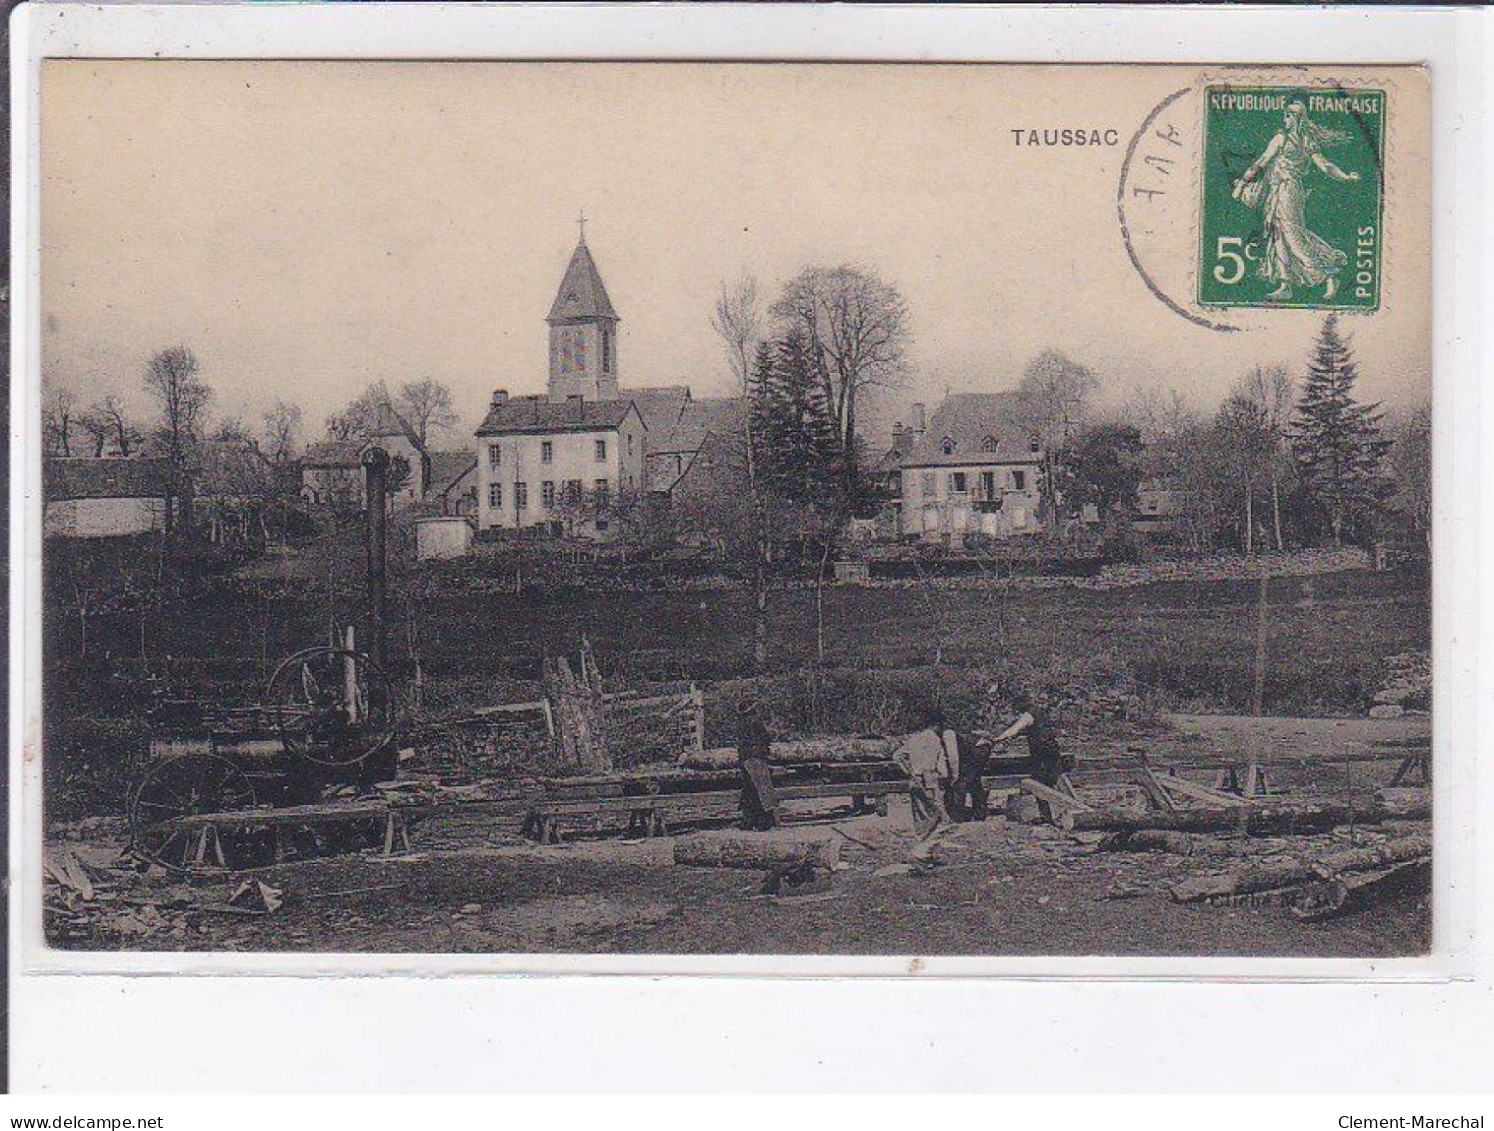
[488,483,502,509]
[941,436,955,456]
[516,482,528,510]
[565,479,582,505]
[595,479,610,510]
[595,439,607,462]
[981,471,996,499]
[982,435,998,453]
[542,481,555,509]
[488,443,501,469]
[541,441,554,463]
[628,433,634,455]
[1029,437,1041,454]
[921,471,936,496]
[1012,470,1026,491]
[950,472,967,494]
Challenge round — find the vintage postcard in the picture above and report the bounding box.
[30,59,1432,964]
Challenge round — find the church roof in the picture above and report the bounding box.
[546,241,619,323]
[899,392,1044,469]
[476,395,640,436]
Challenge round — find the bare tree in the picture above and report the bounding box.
[1014,350,1100,530]
[770,265,911,481]
[711,273,770,671]
[1391,400,1432,552]
[78,406,113,457]
[43,385,77,456]
[326,383,393,443]
[397,377,457,446]
[1237,365,1294,550]
[143,346,212,533]
[262,398,304,462]
[93,395,141,456]
[213,415,252,443]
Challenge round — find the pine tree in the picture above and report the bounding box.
[1291,314,1392,545]
[755,329,842,505]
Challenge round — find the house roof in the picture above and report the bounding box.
[368,399,425,452]
[899,392,1043,469]
[429,450,477,497]
[546,241,618,323]
[655,396,743,454]
[301,439,364,469]
[44,457,170,502]
[475,395,639,437]
[627,386,693,441]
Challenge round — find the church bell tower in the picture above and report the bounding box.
[547,218,620,402]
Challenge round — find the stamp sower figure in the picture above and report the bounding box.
[893,704,958,842]
[735,697,779,831]
[1233,100,1361,302]
[992,689,1063,822]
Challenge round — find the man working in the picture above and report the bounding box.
[735,697,779,831]
[893,704,958,844]
[990,688,1063,822]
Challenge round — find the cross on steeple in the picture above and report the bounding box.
[577,210,588,245]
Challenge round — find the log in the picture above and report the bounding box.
[1062,800,1397,837]
[1290,859,1432,921]
[1170,833,1431,903]
[673,833,840,871]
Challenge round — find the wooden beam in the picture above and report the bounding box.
[1156,774,1251,809]
[1021,778,1091,813]
[1132,769,1177,812]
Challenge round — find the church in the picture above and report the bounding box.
[474,230,741,538]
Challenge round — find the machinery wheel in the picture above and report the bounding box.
[265,646,397,769]
[129,753,263,871]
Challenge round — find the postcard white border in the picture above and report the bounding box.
[8,2,1491,1091]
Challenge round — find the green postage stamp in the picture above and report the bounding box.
[1198,86,1386,311]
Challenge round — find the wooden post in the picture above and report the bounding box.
[344,625,359,724]
[689,683,705,755]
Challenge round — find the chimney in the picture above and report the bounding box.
[491,388,509,407]
[912,403,926,437]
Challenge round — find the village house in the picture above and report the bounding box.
[43,457,171,538]
[474,232,739,539]
[891,393,1046,539]
[300,399,431,512]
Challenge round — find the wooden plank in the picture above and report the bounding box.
[1132,769,1177,812]
[1156,774,1251,808]
[470,700,550,718]
[1021,778,1091,813]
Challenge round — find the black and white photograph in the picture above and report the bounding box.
[33,58,1435,960]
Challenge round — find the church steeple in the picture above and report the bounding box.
[547,229,620,401]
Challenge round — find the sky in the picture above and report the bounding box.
[41,61,1432,452]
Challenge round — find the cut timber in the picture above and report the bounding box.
[1290,859,1432,921]
[1131,769,1177,813]
[1155,774,1250,808]
[1063,800,1398,837]
[1021,778,1091,813]
[673,834,840,871]
[1170,833,1431,903]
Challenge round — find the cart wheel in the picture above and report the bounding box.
[129,754,261,871]
[265,646,397,769]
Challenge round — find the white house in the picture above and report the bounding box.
[472,231,735,539]
[895,393,1046,538]
[475,392,646,536]
[44,457,170,538]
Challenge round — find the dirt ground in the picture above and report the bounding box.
[45,714,1431,957]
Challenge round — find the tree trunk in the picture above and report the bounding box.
[1270,470,1284,550]
[1061,799,1411,837]
[1244,480,1254,555]
[674,834,839,871]
[1170,833,1430,903]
